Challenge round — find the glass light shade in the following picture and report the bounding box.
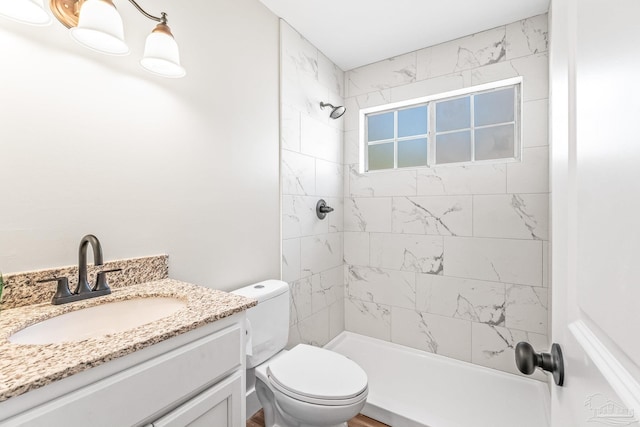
[70,0,128,55]
[0,0,51,26]
[140,24,185,78]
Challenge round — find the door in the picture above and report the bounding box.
[550,0,640,425]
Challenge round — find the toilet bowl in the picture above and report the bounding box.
[233,280,369,427]
[255,344,368,427]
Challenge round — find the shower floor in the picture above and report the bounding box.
[325,332,550,427]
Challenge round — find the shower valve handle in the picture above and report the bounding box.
[316,199,334,220]
[515,342,564,386]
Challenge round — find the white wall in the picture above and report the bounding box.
[0,0,280,291]
[342,14,551,377]
[279,21,345,347]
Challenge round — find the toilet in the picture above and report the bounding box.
[233,280,368,427]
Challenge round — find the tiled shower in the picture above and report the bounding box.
[281,15,550,378]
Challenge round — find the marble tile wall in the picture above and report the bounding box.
[342,14,550,379]
[280,21,345,348]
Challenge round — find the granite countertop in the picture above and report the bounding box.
[0,279,256,402]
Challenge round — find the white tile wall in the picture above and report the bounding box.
[311,266,344,313]
[301,233,343,277]
[281,75,328,123]
[295,308,330,347]
[416,274,505,325]
[281,21,345,347]
[506,146,550,193]
[444,237,543,286]
[473,193,549,240]
[347,266,416,309]
[370,233,444,274]
[471,323,548,379]
[316,159,344,198]
[282,238,301,283]
[282,15,550,377]
[345,198,393,232]
[347,52,417,97]
[329,300,345,338]
[290,277,313,326]
[280,21,318,81]
[392,196,473,236]
[300,115,342,164]
[345,297,392,340]
[523,99,549,148]
[281,150,315,196]
[391,307,472,361]
[318,51,345,97]
[350,166,417,197]
[282,195,328,239]
[389,73,466,103]
[343,232,370,266]
[505,14,549,60]
[281,104,301,152]
[326,196,344,233]
[416,26,506,80]
[416,164,507,196]
[505,284,548,334]
[342,14,550,379]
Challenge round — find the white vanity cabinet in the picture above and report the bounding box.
[148,371,242,427]
[0,313,246,427]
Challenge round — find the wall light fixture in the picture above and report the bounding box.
[0,0,185,78]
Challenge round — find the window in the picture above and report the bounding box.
[361,78,522,172]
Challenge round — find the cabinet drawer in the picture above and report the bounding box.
[4,324,242,427]
[150,371,242,427]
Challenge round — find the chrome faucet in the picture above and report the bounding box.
[77,234,104,294]
[37,234,121,305]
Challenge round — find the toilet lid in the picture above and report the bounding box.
[266,344,368,401]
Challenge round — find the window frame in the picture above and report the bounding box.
[359,77,523,173]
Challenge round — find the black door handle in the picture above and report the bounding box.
[515,342,565,386]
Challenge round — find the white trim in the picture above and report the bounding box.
[360,76,523,115]
[358,105,366,173]
[393,109,398,169]
[470,91,476,162]
[569,320,640,417]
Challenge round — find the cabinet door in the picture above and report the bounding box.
[151,371,242,427]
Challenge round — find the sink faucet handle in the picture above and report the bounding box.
[37,277,72,304]
[93,268,122,292]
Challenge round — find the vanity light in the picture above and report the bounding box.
[0,0,52,26]
[70,0,128,55]
[0,0,185,78]
[140,19,185,78]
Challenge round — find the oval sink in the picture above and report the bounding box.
[9,297,187,345]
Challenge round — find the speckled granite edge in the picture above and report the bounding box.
[1,255,169,309]
[0,279,256,402]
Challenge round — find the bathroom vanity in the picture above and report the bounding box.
[0,275,256,427]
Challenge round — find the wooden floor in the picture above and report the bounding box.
[247,409,389,427]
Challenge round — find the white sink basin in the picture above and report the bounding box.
[9,297,187,345]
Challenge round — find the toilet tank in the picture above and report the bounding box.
[232,280,289,368]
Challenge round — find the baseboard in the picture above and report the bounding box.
[246,386,262,419]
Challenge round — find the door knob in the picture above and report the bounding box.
[515,342,565,386]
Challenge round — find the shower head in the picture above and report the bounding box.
[320,102,346,119]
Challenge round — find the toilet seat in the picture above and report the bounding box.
[266,344,368,406]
